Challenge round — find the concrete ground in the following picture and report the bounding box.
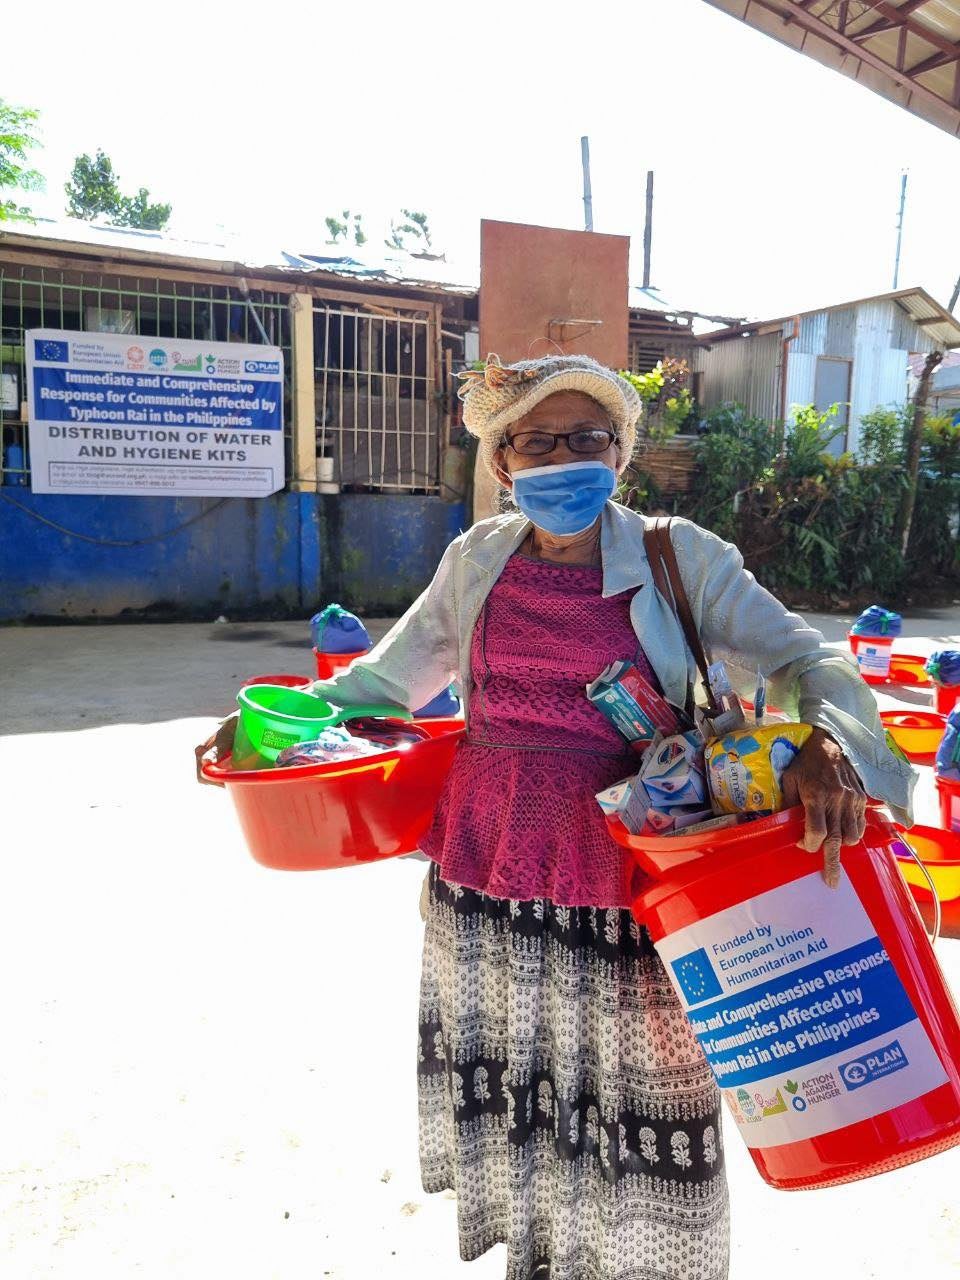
[1,608,959,1279]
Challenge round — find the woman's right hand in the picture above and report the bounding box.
[194,712,238,786]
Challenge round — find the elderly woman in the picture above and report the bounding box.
[213,354,914,1280]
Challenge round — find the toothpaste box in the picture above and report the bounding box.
[595,776,656,835]
[586,661,683,744]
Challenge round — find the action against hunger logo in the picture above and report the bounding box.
[670,948,723,1004]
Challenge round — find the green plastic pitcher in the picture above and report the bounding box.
[232,684,410,770]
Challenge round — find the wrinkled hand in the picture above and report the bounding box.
[194,712,238,786]
[780,728,867,889]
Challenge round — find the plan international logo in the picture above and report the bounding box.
[839,1040,909,1091]
[245,358,280,375]
[670,948,723,1004]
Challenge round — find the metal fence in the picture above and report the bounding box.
[313,302,439,493]
[0,263,293,487]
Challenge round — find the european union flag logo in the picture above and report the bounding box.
[671,948,723,1005]
[34,339,69,363]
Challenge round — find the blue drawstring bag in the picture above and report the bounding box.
[935,708,960,782]
[310,603,371,654]
[926,650,960,689]
[851,605,902,637]
[414,686,461,718]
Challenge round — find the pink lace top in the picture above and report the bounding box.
[419,553,660,907]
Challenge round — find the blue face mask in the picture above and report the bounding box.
[510,460,616,536]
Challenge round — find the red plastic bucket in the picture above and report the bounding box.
[848,631,893,683]
[938,777,960,835]
[628,807,960,1189]
[313,648,368,680]
[935,684,960,715]
[202,717,464,871]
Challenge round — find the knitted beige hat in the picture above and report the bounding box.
[458,353,642,480]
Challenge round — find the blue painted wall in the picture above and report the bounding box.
[0,488,466,621]
[319,494,467,615]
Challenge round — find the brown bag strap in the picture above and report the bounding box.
[643,516,721,716]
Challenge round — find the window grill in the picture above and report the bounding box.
[313,302,438,493]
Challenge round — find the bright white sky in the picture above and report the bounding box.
[6,0,960,320]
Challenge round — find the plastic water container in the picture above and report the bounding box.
[624,807,960,1189]
[314,648,368,680]
[848,631,894,683]
[927,652,960,715]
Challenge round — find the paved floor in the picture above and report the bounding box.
[1,610,958,1279]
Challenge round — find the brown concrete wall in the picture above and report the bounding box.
[479,219,629,367]
[473,220,630,520]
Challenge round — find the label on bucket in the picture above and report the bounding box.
[855,643,892,678]
[655,872,948,1149]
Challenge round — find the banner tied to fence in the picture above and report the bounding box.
[26,329,285,497]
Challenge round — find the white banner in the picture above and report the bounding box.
[26,329,285,497]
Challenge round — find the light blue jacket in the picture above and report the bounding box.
[312,501,915,823]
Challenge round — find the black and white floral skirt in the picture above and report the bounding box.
[417,864,729,1280]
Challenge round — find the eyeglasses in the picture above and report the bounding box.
[501,428,616,457]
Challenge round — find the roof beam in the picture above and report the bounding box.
[756,0,960,118]
[908,43,960,77]
[851,0,933,42]
[851,1,960,59]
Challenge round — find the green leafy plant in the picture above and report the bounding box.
[65,149,171,229]
[620,358,695,444]
[639,397,960,602]
[0,98,43,221]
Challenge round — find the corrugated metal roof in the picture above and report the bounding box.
[699,287,960,348]
[0,216,480,297]
[704,0,960,140]
[0,217,729,324]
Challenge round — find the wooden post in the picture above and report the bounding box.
[642,171,654,289]
[289,292,317,491]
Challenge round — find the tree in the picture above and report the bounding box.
[65,150,120,219]
[65,149,171,230]
[116,186,172,231]
[385,209,432,252]
[324,210,366,247]
[895,349,944,556]
[0,98,43,221]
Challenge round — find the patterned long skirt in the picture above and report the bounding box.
[417,865,729,1280]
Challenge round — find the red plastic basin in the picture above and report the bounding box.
[893,825,960,903]
[203,718,464,870]
[879,709,946,760]
[239,673,313,691]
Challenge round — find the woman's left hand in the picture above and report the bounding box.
[780,728,867,889]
